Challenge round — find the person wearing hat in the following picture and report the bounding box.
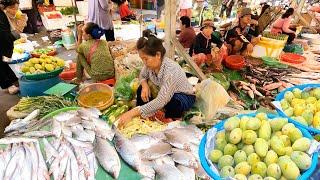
[73,22,115,84]
[225,8,259,56]
[189,19,223,67]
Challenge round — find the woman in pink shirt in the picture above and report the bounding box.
[271,8,296,44]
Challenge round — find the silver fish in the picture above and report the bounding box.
[165,127,200,145]
[72,145,90,178]
[137,164,156,179]
[87,152,97,180]
[195,163,211,180]
[130,134,160,151]
[54,111,77,122]
[4,144,25,179]
[4,120,28,133]
[35,142,50,180]
[154,164,184,180]
[92,117,115,141]
[149,131,167,141]
[42,138,59,163]
[81,120,96,130]
[65,116,82,126]
[171,148,198,168]
[153,155,175,166]
[62,125,73,137]
[65,136,93,149]
[114,132,142,171]
[21,144,33,180]
[52,120,62,137]
[164,131,192,151]
[94,137,121,178]
[65,158,72,180]
[141,142,172,160]
[22,130,53,138]
[64,143,80,180]
[27,142,39,180]
[0,137,37,144]
[177,165,195,180]
[78,108,101,119]
[72,128,96,143]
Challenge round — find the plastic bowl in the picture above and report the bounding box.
[275,83,320,135]
[280,53,306,64]
[199,113,319,180]
[225,55,245,70]
[78,83,114,110]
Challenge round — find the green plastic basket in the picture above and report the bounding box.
[22,67,64,80]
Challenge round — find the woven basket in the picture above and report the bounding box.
[23,67,64,80]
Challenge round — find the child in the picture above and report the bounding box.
[119,0,136,21]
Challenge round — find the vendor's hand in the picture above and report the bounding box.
[141,82,151,103]
[77,24,84,36]
[117,112,132,129]
[245,43,254,56]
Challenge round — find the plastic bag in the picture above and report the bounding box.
[114,71,137,100]
[195,79,231,120]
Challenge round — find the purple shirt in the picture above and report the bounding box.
[88,0,113,30]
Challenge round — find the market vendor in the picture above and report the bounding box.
[189,19,223,66]
[225,8,259,56]
[0,0,20,95]
[118,30,195,128]
[119,0,136,22]
[271,8,297,44]
[73,23,115,84]
[178,16,196,49]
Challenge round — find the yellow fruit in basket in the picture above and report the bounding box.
[40,54,48,59]
[291,98,305,106]
[46,59,52,64]
[306,97,317,104]
[30,58,40,64]
[34,64,43,70]
[57,59,65,67]
[45,64,54,72]
[29,67,36,73]
[24,61,33,67]
[293,104,304,116]
[55,66,61,70]
[39,58,45,63]
[313,115,320,129]
[21,66,30,73]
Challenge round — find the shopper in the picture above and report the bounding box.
[3,0,27,33]
[225,8,259,56]
[0,0,20,94]
[119,0,136,21]
[220,0,235,18]
[178,16,196,48]
[271,8,296,44]
[189,19,222,66]
[74,23,115,84]
[118,30,195,127]
[88,0,115,41]
[179,0,192,18]
[21,0,39,34]
[156,0,164,19]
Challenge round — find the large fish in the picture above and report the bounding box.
[94,137,121,179]
[154,164,184,180]
[140,142,172,160]
[177,165,195,180]
[130,134,160,151]
[153,155,175,166]
[171,148,198,168]
[165,127,201,145]
[164,131,192,151]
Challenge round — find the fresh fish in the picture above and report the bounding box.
[141,142,172,160]
[22,109,40,122]
[54,111,77,122]
[65,158,72,180]
[35,142,50,180]
[72,127,95,143]
[52,120,62,137]
[154,164,184,180]
[171,148,198,168]
[87,152,98,180]
[137,164,156,179]
[0,150,8,179]
[72,145,90,178]
[166,127,202,144]
[65,116,82,126]
[21,144,33,180]
[114,131,142,171]
[262,82,283,91]
[4,144,25,180]
[65,136,93,149]
[56,151,69,180]
[94,137,121,178]
[62,125,73,137]
[23,130,53,138]
[164,131,192,151]
[27,142,39,180]
[4,119,28,133]
[92,117,115,141]
[153,155,175,166]
[78,108,101,119]
[149,131,167,141]
[130,134,160,151]
[42,138,59,163]
[195,164,211,180]
[81,120,96,130]
[64,143,80,180]
[0,137,37,144]
[177,165,195,180]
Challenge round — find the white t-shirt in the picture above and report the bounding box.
[180,0,193,10]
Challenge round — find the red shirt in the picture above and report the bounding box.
[119,4,133,18]
[179,27,196,48]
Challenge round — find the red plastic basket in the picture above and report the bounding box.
[280,53,306,64]
[225,55,245,70]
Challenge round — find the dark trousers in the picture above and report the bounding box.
[283,27,297,44]
[121,15,136,22]
[220,5,232,18]
[22,9,39,34]
[0,58,18,89]
[104,29,115,41]
[136,85,196,118]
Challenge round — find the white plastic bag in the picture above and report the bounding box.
[195,79,231,120]
[19,0,33,10]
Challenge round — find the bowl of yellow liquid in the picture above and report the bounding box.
[78,83,114,110]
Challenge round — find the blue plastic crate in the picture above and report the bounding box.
[275,84,320,135]
[198,113,319,180]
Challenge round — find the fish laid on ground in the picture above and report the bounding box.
[4,144,25,179]
[54,111,78,122]
[72,145,90,178]
[42,138,59,163]
[165,127,202,144]
[52,120,62,137]
[195,163,211,180]
[149,131,167,141]
[153,155,175,166]
[23,130,53,138]
[141,142,172,160]
[171,148,198,168]
[87,152,98,180]
[130,134,160,151]
[177,165,195,180]
[35,142,50,180]
[164,131,192,151]
[78,108,101,119]
[94,137,121,179]
[0,137,37,144]
[154,164,184,180]
[21,144,33,180]
[65,136,93,149]
[92,117,115,141]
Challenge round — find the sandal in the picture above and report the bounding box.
[8,85,19,95]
